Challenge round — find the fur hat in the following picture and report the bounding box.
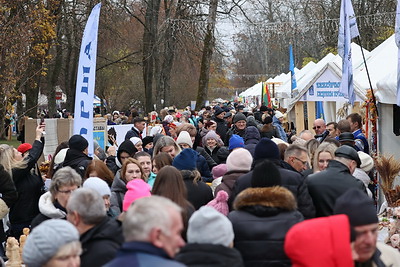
[176,131,193,148]
[212,164,228,179]
[334,188,378,226]
[23,219,80,267]
[68,134,88,152]
[172,148,198,171]
[17,143,32,154]
[83,177,111,197]
[233,112,246,124]
[254,138,280,160]
[358,151,374,172]
[187,206,234,247]
[206,190,229,216]
[123,179,151,212]
[229,134,245,150]
[226,148,253,172]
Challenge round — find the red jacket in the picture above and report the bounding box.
[284,215,354,267]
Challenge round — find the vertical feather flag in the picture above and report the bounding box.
[396,0,400,106]
[338,0,359,105]
[316,101,325,120]
[289,44,297,98]
[261,82,271,107]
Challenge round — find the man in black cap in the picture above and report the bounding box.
[306,145,365,217]
[334,189,400,265]
[224,112,247,146]
[62,134,92,178]
[212,107,228,142]
[338,132,356,148]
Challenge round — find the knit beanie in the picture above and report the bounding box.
[83,177,111,197]
[17,143,32,154]
[206,190,229,216]
[130,137,142,146]
[187,206,234,247]
[254,137,280,161]
[204,130,223,147]
[334,188,378,226]
[23,219,80,267]
[142,136,153,148]
[251,159,281,187]
[176,131,193,148]
[358,151,374,172]
[117,140,137,163]
[229,134,245,150]
[226,148,253,172]
[212,164,228,179]
[274,110,284,119]
[123,179,151,212]
[172,148,198,171]
[68,134,88,152]
[233,112,246,124]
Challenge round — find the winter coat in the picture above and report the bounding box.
[204,146,221,165]
[62,148,92,178]
[10,140,44,225]
[0,164,17,242]
[369,242,400,267]
[228,187,303,267]
[105,241,185,267]
[182,171,213,210]
[106,155,119,175]
[232,161,315,219]
[224,126,246,147]
[31,192,67,228]
[197,154,213,183]
[215,170,248,204]
[80,217,124,267]
[196,147,217,170]
[306,159,366,217]
[124,126,141,141]
[175,243,244,267]
[259,124,279,139]
[110,171,126,215]
[244,126,260,157]
[213,116,228,142]
[272,116,287,142]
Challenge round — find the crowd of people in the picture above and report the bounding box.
[0,103,400,267]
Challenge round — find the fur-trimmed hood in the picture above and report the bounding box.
[38,192,66,219]
[234,186,297,211]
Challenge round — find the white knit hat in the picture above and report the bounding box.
[83,177,111,197]
[357,151,374,172]
[274,111,284,119]
[176,131,193,148]
[130,137,142,146]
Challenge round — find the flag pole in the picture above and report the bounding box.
[356,36,378,117]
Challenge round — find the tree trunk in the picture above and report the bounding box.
[196,0,218,110]
[143,0,161,113]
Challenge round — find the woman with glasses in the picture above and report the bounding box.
[31,166,82,229]
[0,125,45,238]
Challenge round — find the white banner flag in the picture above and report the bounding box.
[73,3,101,157]
[396,0,400,106]
[338,0,359,105]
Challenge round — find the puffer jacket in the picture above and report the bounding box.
[215,170,248,204]
[31,192,67,228]
[228,187,303,267]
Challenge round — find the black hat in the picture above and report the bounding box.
[254,138,280,161]
[260,105,268,112]
[251,159,281,187]
[334,188,378,226]
[237,105,245,110]
[335,145,361,167]
[117,140,137,163]
[224,112,232,118]
[68,135,88,152]
[214,107,224,116]
[142,136,153,148]
[233,112,246,123]
[338,132,355,142]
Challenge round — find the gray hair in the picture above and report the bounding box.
[50,167,82,199]
[123,195,182,242]
[67,188,106,225]
[152,136,181,158]
[284,144,309,161]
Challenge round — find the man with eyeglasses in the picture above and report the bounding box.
[334,189,400,266]
[283,145,310,173]
[313,118,329,142]
[306,145,366,217]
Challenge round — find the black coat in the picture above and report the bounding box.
[62,148,92,178]
[306,159,366,217]
[80,217,123,267]
[0,164,17,242]
[224,126,246,147]
[228,187,303,267]
[124,127,141,140]
[213,116,228,142]
[175,243,244,267]
[196,147,217,169]
[10,140,44,225]
[182,171,213,210]
[232,160,315,219]
[204,146,220,166]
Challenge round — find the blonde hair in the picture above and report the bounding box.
[0,144,27,174]
[121,158,147,182]
[313,143,337,172]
